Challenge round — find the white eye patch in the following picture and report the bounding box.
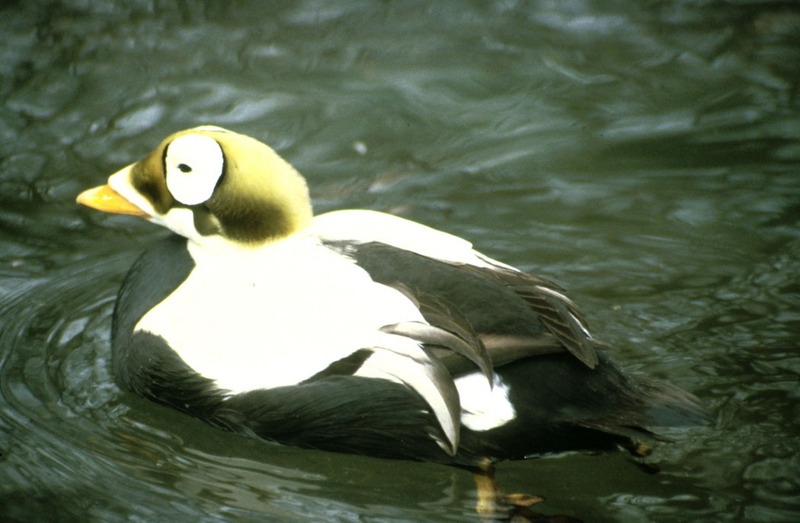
[165,134,224,205]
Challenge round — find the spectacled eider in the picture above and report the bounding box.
[77,126,710,518]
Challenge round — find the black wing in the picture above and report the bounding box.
[323,240,607,373]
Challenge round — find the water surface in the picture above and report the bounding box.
[2,1,799,521]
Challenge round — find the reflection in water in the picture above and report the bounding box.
[1,1,799,521]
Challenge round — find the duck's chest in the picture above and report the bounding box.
[134,238,424,393]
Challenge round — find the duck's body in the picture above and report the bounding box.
[78,126,708,513]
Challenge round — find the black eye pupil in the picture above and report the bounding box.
[178,163,192,173]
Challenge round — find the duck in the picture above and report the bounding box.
[77,126,710,517]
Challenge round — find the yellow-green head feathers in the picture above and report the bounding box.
[78,126,313,246]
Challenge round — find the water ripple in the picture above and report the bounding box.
[2,0,799,521]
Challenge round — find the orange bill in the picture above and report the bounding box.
[76,184,150,218]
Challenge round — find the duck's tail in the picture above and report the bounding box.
[573,375,712,445]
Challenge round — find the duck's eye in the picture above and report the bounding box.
[165,134,224,205]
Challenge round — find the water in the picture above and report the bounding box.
[2,1,799,521]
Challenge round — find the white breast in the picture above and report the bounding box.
[135,235,426,393]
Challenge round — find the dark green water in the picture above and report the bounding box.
[2,1,799,521]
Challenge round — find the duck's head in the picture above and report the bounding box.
[77,126,313,247]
